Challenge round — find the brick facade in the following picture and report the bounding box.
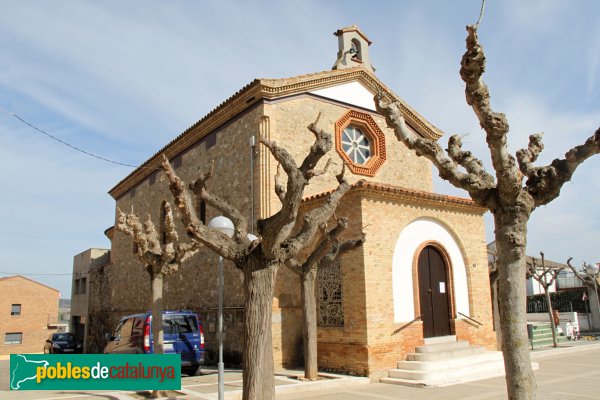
[0,276,59,355]
[88,67,496,377]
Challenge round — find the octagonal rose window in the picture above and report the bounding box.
[335,110,386,176]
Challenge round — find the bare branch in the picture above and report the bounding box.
[300,113,333,176]
[161,155,246,261]
[143,214,162,254]
[259,137,302,184]
[567,257,598,287]
[175,242,201,264]
[516,133,544,177]
[115,210,162,269]
[188,159,249,242]
[282,166,351,259]
[306,158,333,179]
[447,135,495,185]
[460,25,521,199]
[274,164,286,203]
[299,218,349,274]
[374,93,495,208]
[285,258,303,276]
[524,127,600,208]
[318,228,365,271]
[116,207,133,236]
[257,114,336,253]
[527,253,563,289]
[163,202,179,244]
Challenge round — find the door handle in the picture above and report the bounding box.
[427,289,432,293]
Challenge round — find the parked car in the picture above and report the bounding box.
[44,332,82,354]
[104,310,205,375]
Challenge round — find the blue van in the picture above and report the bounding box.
[104,310,205,375]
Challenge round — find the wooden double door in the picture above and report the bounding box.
[418,246,451,338]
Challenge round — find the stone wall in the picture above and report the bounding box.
[87,105,265,361]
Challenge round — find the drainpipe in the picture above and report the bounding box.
[249,135,256,233]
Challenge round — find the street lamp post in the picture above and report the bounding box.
[208,216,234,400]
[585,262,600,335]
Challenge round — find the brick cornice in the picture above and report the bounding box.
[302,180,486,215]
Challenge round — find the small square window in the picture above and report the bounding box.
[5,332,22,345]
[11,304,21,316]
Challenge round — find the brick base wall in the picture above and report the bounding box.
[317,341,369,376]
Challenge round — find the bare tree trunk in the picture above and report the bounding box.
[242,257,278,400]
[491,277,503,350]
[150,272,166,399]
[495,210,537,400]
[301,269,318,380]
[151,272,165,354]
[545,290,558,347]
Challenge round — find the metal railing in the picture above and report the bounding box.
[392,314,422,335]
[457,312,483,326]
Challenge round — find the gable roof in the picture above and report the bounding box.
[0,275,60,293]
[109,67,443,200]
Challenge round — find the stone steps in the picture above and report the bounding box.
[381,336,537,387]
[407,344,486,361]
[382,352,506,387]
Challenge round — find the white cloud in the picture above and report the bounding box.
[587,25,600,95]
[0,0,598,296]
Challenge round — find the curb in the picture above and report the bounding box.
[530,340,600,360]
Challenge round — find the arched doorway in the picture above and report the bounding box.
[418,246,451,338]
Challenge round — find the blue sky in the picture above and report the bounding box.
[0,0,598,297]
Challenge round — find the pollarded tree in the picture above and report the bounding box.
[116,201,200,397]
[374,17,599,400]
[566,258,600,323]
[527,252,563,348]
[286,216,365,380]
[161,114,350,400]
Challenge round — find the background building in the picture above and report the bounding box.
[70,248,110,351]
[0,275,60,355]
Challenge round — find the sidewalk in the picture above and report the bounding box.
[278,340,600,400]
[2,340,600,399]
[176,368,369,400]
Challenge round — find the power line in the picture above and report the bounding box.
[1,106,138,168]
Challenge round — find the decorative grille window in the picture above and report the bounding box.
[318,261,344,326]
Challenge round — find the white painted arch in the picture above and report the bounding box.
[392,218,470,323]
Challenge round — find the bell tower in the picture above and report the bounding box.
[332,25,374,72]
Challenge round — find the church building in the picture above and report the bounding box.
[88,26,497,381]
